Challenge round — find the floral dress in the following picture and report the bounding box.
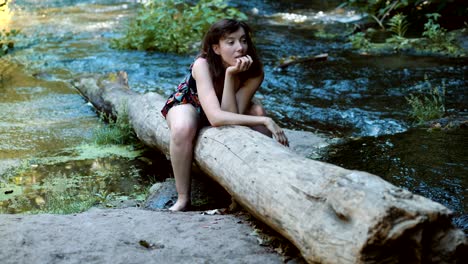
[161,68,202,118]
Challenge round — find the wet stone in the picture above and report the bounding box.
[144,172,231,211]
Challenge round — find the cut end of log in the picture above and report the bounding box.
[360,208,467,263]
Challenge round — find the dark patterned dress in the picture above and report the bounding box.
[161,66,209,125]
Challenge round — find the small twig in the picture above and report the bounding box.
[371,15,385,30]
[372,0,399,29]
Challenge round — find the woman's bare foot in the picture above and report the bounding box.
[169,197,191,212]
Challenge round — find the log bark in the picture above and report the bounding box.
[72,72,466,264]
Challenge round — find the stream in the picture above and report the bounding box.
[0,0,466,232]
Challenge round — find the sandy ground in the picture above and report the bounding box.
[0,130,325,264]
[0,207,302,264]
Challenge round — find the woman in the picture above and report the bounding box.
[161,19,289,211]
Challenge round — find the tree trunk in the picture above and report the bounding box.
[72,72,466,264]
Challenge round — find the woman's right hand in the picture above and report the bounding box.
[264,117,289,147]
[226,55,253,75]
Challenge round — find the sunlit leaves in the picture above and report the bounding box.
[112,0,248,54]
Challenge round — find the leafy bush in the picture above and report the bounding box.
[423,13,447,42]
[348,32,370,50]
[419,13,460,54]
[112,0,247,54]
[406,76,446,124]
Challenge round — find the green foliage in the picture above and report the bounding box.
[112,0,248,54]
[0,172,99,214]
[38,190,99,214]
[387,13,409,38]
[347,11,463,56]
[422,13,446,42]
[385,13,412,50]
[348,32,370,50]
[420,13,460,54]
[93,104,138,146]
[406,76,446,124]
[341,0,412,29]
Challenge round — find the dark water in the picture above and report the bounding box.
[324,128,468,232]
[0,0,466,230]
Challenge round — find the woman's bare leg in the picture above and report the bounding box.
[166,104,199,211]
[246,103,272,137]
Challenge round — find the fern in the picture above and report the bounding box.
[387,13,409,37]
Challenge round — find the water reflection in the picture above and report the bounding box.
[324,128,468,232]
[1,148,170,213]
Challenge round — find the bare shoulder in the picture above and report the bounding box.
[192,57,210,79]
[193,57,208,66]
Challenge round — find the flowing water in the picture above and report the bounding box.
[0,0,466,230]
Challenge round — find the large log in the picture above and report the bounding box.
[72,72,466,264]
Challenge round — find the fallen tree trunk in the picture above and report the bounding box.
[72,72,466,264]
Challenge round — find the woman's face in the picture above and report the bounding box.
[213,27,248,67]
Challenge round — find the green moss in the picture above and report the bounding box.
[37,144,142,165]
[73,144,142,160]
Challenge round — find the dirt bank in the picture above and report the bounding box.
[0,207,305,264]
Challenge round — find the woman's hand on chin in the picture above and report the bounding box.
[226,55,253,75]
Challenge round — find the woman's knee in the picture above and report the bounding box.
[167,105,199,145]
[170,121,198,144]
[247,103,266,117]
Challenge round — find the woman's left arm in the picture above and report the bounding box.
[236,71,264,114]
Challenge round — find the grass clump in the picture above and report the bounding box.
[406,76,446,124]
[38,190,99,214]
[348,32,371,51]
[93,104,138,146]
[111,0,247,54]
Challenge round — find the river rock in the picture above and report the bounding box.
[144,170,232,211]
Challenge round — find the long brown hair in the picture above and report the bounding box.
[199,19,263,100]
